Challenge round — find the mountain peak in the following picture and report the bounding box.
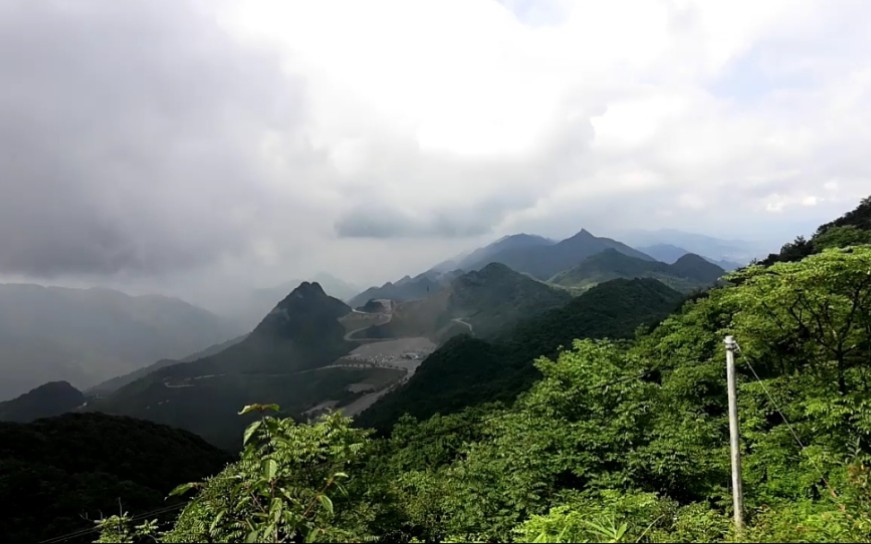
[673,253,709,265]
[253,281,350,340]
[271,281,345,313]
[478,261,514,275]
[0,381,85,423]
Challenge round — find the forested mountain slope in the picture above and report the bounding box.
[550,249,724,293]
[87,282,362,448]
[348,272,452,309]
[358,263,571,341]
[0,381,85,423]
[0,412,229,542]
[357,278,683,431]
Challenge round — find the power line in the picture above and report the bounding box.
[39,503,186,544]
[736,340,838,499]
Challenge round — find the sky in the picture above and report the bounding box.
[0,0,869,314]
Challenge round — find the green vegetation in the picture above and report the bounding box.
[357,277,683,432]
[761,195,871,265]
[450,262,572,338]
[360,263,571,341]
[0,413,229,542]
[550,249,724,293]
[6,196,867,543]
[95,205,871,542]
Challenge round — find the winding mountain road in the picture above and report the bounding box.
[451,317,474,334]
[343,312,392,342]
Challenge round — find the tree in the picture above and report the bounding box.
[725,247,871,395]
[98,407,373,543]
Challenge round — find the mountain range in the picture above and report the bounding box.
[357,277,685,431]
[350,229,652,305]
[635,243,742,270]
[550,249,724,293]
[86,282,361,449]
[0,284,241,401]
[4,196,871,542]
[618,228,766,265]
[351,263,571,342]
[0,225,750,448]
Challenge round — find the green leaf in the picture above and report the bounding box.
[167,481,198,497]
[239,403,280,415]
[208,510,225,535]
[616,522,628,540]
[305,527,322,543]
[243,420,262,446]
[317,494,334,515]
[262,458,279,481]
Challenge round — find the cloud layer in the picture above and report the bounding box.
[1,0,870,292]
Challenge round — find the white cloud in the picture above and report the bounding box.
[2,0,871,303]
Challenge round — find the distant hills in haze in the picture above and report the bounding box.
[0,284,242,402]
[637,243,742,270]
[0,222,753,447]
[220,272,361,330]
[0,381,86,423]
[361,263,572,341]
[348,271,459,309]
[78,265,575,447]
[350,229,656,305]
[550,249,725,293]
[459,229,655,280]
[347,227,739,308]
[618,228,764,267]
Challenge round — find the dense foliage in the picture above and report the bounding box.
[0,413,229,542]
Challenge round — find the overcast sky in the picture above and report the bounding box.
[1,0,869,312]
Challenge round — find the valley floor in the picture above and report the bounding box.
[305,336,436,418]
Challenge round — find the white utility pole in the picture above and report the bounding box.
[725,335,744,534]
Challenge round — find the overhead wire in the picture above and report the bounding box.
[733,338,839,499]
[39,502,186,543]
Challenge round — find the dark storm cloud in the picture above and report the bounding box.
[333,191,540,239]
[335,205,494,239]
[0,0,304,276]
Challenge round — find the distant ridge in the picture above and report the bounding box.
[0,283,240,401]
[348,229,650,306]
[550,249,725,293]
[86,281,360,448]
[444,228,653,280]
[357,277,684,431]
[0,381,85,423]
